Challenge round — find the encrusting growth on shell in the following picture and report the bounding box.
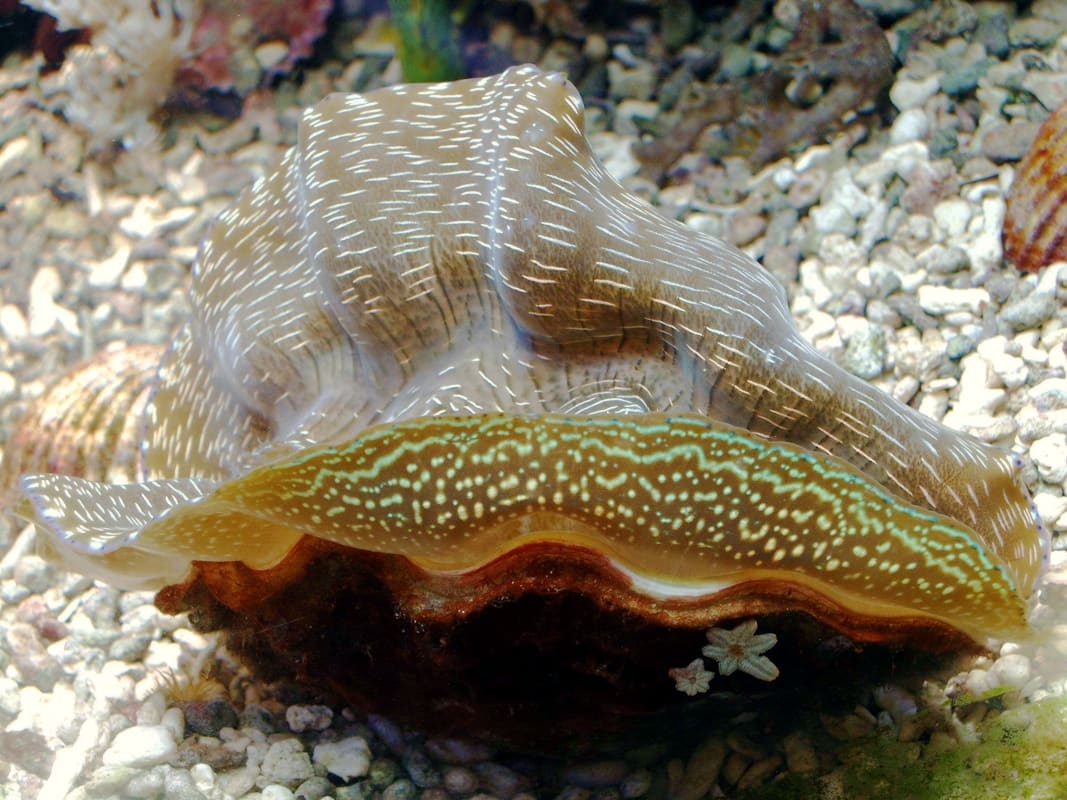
[670,659,714,696]
[702,620,780,682]
[670,619,780,695]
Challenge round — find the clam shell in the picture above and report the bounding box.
[2,343,162,497]
[1004,98,1067,272]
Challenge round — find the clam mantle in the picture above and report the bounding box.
[8,65,1046,742]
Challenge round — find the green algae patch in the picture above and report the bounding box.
[387,0,464,82]
[739,694,1067,800]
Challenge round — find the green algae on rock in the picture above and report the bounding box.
[740,694,1067,800]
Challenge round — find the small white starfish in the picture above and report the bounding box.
[701,619,779,681]
[668,658,714,695]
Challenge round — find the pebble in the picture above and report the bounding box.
[889,74,940,110]
[0,135,31,178]
[980,121,1042,162]
[673,737,726,800]
[719,37,762,76]
[1000,264,1063,329]
[262,786,296,800]
[402,747,442,788]
[857,0,922,17]
[928,127,959,159]
[889,108,930,144]
[1021,71,1067,112]
[991,653,1035,691]
[164,768,209,800]
[101,725,177,768]
[161,706,185,741]
[843,323,886,379]
[239,703,279,735]
[0,677,21,721]
[27,265,78,337]
[424,738,494,764]
[941,58,992,97]
[383,778,418,800]
[607,61,656,100]
[954,354,1005,414]
[781,731,818,773]
[735,755,782,790]
[986,352,1029,391]
[931,197,971,238]
[87,244,132,289]
[182,698,239,736]
[611,100,658,138]
[786,167,827,208]
[922,244,970,275]
[811,202,856,236]
[123,767,165,799]
[295,776,335,800]
[1035,491,1067,526]
[0,303,29,343]
[107,633,151,662]
[443,765,479,794]
[313,737,371,781]
[725,732,766,761]
[563,760,628,788]
[260,739,315,788]
[255,41,290,71]
[285,704,333,733]
[583,33,608,62]
[85,764,141,795]
[1030,378,1067,409]
[474,762,526,798]
[619,769,652,799]
[917,285,989,315]
[369,757,401,787]
[44,207,90,239]
[5,623,63,691]
[1031,433,1067,484]
[978,11,1011,52]
[1009,16,1064,48]
[720,751,749,787]
[12,555,56,594]
[212,767,254,798]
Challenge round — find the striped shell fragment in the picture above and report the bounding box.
[6,66,1046,746]
[1004,97,1067,273]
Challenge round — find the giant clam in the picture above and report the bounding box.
[4,65,1047,748]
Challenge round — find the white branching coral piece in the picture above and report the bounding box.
[668,658,714,696]
[702,620,780,682]
[27,0,203,146]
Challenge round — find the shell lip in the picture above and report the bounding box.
[164,534,992,652]
[426,539,1018,647]
[397,530,1021,645]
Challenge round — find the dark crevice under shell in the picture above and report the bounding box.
[157,537,978,753]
